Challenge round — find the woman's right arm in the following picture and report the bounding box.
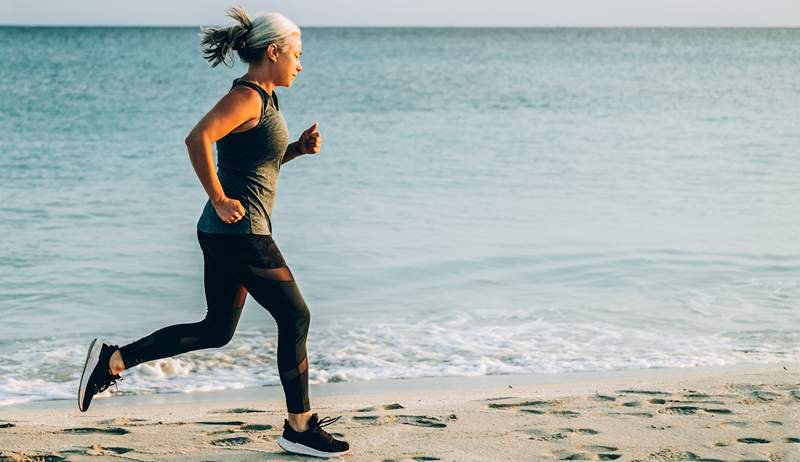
[185,87,261,224]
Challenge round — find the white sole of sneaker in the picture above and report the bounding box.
[276,436,350,458]
[78,338,101,412]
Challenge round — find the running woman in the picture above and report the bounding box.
[77,7,350,458]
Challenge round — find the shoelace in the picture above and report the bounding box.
[311,415,342,443]
[93,372,124,394]
[316,415,342,428]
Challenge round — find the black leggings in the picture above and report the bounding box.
[118,230,311,413]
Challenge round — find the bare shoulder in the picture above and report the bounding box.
[223,84,262,109]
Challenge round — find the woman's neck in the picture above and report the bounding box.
[241,66,276,95]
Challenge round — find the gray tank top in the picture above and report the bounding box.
[197,79,289,235]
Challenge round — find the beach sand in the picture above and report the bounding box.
[1,363,798,461]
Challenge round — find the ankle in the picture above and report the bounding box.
[108,350,125,375]
[287,411,312,432]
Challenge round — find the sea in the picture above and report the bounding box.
[0,27,798,407]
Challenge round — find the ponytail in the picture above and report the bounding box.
[199,6,301,68]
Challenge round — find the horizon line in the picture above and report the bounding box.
[2,24,799,29]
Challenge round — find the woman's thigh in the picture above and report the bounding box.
[221,233,308,322]
[198,231,299,312]
[198,231,249,315]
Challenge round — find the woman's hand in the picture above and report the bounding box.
[298,122,323,154]
[213,197,246,224]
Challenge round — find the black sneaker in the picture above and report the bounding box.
[277,413,350,458]
[78,338,123,412]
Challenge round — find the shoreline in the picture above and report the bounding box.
[4,361,796,413]
[4,361,793,413]
[2,362,798,461]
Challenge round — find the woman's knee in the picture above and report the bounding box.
[199,314,239,348]
[294,305,311,333]
[206,328,236,348]
[280,304,310,336]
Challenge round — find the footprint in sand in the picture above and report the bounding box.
[195,420,246,426]
[751,390,779,402]
[521,408,546,414]
[96,417,150,427]
[528,427,600,441]
[0,451,67,461]
[737,437,770,444]
[490,398,580,417]
[357,403,405,412]
[651,397,727,405]
[239,424,272,431]
[608,411,653,418]
[664,406,699,415]
[616,389,671,396]
[580,445,622,460]
[397,415,447,428]
[209,436,251,446]
[352,414,448,428]
[213,407,266,414]
[62,427,130,435]
[551,450,593,460]
[646,449,723,461]
[488,399,558,409]
[526,429,569,441]
[703,408,733,414]
[77,445,135,456]
[581,445,618,452]
[721,421,750,428]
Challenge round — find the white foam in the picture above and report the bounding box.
[1,307,798,407]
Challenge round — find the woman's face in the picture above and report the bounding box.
[273,33,303,88]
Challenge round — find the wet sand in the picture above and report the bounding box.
[0,363,798,461]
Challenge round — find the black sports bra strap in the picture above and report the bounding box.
[232,79,278,111]
[233,79,268,107]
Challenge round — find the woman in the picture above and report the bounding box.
[77,7,350,458]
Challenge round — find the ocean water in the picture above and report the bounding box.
[0,27,798,407]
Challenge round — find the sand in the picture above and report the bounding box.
[0,363,798,461]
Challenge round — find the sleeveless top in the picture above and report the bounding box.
[197,79,290,235]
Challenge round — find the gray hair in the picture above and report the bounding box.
[200,6,301,68]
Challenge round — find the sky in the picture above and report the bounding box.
[2,0,799,27]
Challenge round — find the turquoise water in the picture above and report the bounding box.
[0,27,798,406]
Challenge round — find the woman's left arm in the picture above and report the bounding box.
[282,122,322,165]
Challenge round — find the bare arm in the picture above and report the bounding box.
[281,141,303,165]
[185,86,261,224]
[282,122,323,165]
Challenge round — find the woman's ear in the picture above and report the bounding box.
[266,43,279,63]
